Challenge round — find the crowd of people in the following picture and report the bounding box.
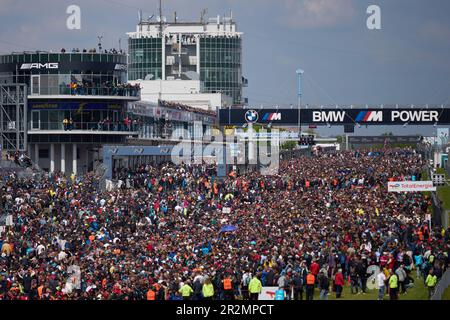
[61,48,125,54]
[159,100,217,117]
[3,151,32,168]
[67,81,140,97]
[62,117,141,132]
[0,147,449,300]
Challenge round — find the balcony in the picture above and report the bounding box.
[27,122,140,135]
[28,85,141,100]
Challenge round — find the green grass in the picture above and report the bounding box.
[437,186,450,210]
[311,274,429,300]
[443,287,450,300]
[436,168,448,176]
[422,170,429,181]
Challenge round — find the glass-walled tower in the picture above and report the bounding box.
[200,36,242,105]
[128,37,162,81]
[127,13,247,106]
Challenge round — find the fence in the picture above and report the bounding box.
[431,268,450,300]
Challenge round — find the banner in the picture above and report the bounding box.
[258,287,278,300]
[219,108,450,125]
[349,136,421,144]
[388,181,436,192]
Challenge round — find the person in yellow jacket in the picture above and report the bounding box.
[388,270,398,300]
[248,275,262,300]
[179,280,194,300]
[202,277,214,300]
[425,269,437,299]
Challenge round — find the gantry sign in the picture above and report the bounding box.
[219,108,450,126]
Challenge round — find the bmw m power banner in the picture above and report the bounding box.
[219,108,450,125]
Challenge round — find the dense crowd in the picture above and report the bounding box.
[68,82,140,97]
[61,48,125,54]
[159,100,217,117]
[4,152,32,168]
[0,147,449,300]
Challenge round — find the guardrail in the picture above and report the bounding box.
[431,268,450,300]
[28,122,140,132]
[29,86,140,98]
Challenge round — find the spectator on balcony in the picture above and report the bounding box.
[97,119,104,131]
[124,117,131,131]
[70,82,77,95]
[63,118,69,131]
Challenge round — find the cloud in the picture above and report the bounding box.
[281,0,356,28]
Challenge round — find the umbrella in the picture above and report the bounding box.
[220,225,238,233]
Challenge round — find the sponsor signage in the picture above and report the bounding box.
[20,63,59,70]
[14,62,127,72]
[114,64,127,70]
[234,131,299,139]
[219,108,450,125]
[388,181,436,192]
[29,101,124,110]
[348,136,421,144]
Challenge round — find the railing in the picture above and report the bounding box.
[431,268,450,300]
[28,122,140,132]
[28,86,141,98]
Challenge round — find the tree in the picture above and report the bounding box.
[281,140,297,150]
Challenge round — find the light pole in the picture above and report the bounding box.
[296,68,304,136]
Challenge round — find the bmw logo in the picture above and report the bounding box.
[245,110,259,123]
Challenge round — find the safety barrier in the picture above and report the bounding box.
[431,268,450,300]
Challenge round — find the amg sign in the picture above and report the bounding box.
[20,63,59,70]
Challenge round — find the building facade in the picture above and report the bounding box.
[0,51,140,174]
[127,13,247,107]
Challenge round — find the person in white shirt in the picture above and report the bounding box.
[377,271,387,300]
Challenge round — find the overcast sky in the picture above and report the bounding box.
[0,0,449,135]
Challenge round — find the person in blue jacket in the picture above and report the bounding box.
[274,286,285,300]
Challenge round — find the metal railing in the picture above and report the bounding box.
[28,122,140,132]
[28,86,140,97]
[431,268,450,300]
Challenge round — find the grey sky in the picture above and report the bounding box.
[0,0,449,135]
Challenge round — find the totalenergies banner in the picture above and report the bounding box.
[219,108,450,125]
[388,181,436,192]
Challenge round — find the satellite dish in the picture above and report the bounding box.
[144,74,154,80]
[184,71,199,80]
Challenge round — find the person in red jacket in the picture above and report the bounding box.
[310,260,320,279]
[334,269,345,298]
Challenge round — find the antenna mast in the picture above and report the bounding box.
[159,0,163,37]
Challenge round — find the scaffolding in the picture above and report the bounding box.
[0,84,27,151]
